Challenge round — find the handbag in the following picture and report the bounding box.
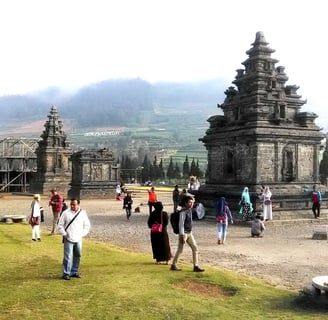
[151,211,163,233]
[151,223,163,233]
[29,217,40,226]
[264,199,271,205]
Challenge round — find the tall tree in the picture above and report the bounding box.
[174,162,181,179]
[190,158,197,176]
[152,155,160,181]
[166,157,175,180]
[158,158,165,180]
[195,159,203,178]
[182,155,190,179]
[141,155,151,182]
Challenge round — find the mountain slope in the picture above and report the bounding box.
[0,77,226,128]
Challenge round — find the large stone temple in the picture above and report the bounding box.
[198,31,326,213]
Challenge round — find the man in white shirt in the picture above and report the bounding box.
[57,199,91,280]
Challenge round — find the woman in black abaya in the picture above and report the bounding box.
[147,202,172,264]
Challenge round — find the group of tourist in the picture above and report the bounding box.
[26,182,322,281]
[146,183,273,270]
[239,185,272,222]
[216,184,322,242]
[212,185,271,244]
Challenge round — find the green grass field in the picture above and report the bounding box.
[0,224,325,320]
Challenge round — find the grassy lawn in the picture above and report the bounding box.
[0,224,325,320]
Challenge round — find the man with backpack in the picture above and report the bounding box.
[170,195,204,272]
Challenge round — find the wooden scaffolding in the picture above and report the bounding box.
[0,137,39,192]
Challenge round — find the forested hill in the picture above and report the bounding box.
[0,78,227,127]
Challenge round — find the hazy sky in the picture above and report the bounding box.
[0,0,327,122]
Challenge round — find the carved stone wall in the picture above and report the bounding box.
[68,148,120,199]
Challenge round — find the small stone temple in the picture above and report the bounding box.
[68,148,120,199]
[30,106,120,198]
[198,31,326,212]
[30,106,73,195]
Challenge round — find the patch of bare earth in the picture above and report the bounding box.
[175,280,236,298]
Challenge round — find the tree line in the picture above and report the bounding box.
[120,154,204,184]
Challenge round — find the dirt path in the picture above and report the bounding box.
[1,192,327,292]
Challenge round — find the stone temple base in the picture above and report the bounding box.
[194,183,327,218]
[68,184,117,199]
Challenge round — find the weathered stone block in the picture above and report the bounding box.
[312,225,328,240]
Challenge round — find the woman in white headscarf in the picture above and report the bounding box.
[259,186,273,221]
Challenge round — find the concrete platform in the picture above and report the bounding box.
[312,276,328,295]
[0,215,27,223]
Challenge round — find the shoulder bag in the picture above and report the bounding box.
[62,209,81,243]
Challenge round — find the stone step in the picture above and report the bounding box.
[228,209,328,227]
[229,217,328,229]
[264,218,328,227]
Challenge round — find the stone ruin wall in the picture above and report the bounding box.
[297,144,316,181]
[80,162,113,182]
[206,140,318,189]
[256,142,275,183]
[256,142,315,184]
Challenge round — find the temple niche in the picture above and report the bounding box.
[198,31,325,212]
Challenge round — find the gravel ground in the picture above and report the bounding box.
[1,192,328,292]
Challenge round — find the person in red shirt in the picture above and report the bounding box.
[148,186,157,215]
[307,185,322,219]
[48,189,63,235]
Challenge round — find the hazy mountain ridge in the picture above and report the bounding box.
[0,78,226,128]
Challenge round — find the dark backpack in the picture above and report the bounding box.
[62,202,68,213]
[170,210,181,234]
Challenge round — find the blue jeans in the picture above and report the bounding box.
[217,222,228,242]
[63,239,82,276]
